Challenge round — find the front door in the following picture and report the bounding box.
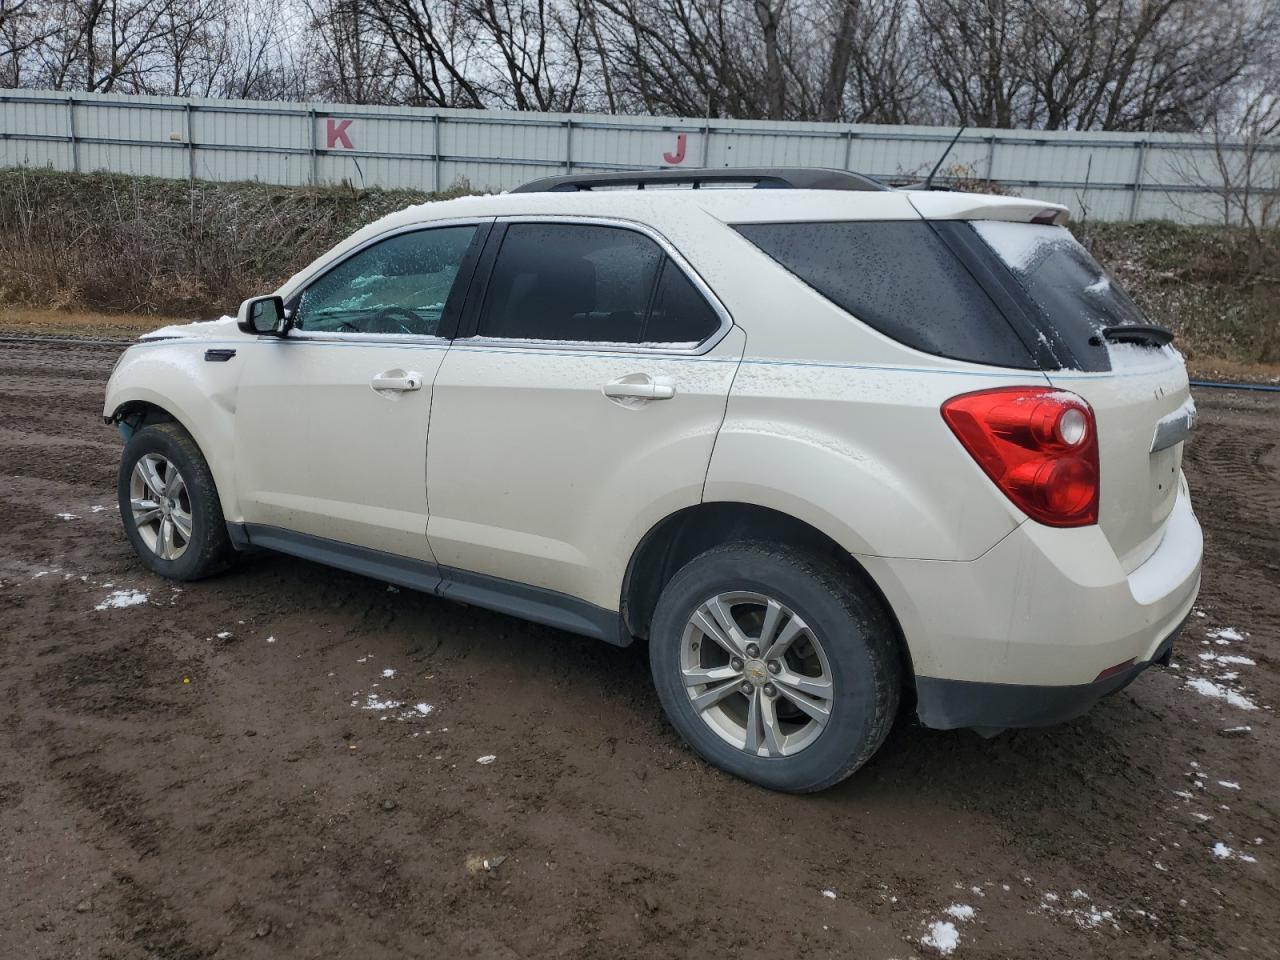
[425,219,745,611]
[233,222,485,561]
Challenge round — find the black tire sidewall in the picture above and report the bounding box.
[650,546,895,793]
[117,425,225,581]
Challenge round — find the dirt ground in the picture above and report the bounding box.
[0,339,1276,960]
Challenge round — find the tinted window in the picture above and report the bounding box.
[479,223,716,345]
[296,226,476,336]
[735,221,1035,368]
[971,221,1147,371]
[644,261,721,345]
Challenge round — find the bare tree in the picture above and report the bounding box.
[2,0,1277,136]
[916,0,1029,127]
[303,0,396,102]
[1021,0,1275,132]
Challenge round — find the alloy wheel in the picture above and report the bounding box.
[129,453,192,561]
[680,591,834,757]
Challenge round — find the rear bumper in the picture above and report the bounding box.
[913,617,1183,730]
[858,483,1202,729]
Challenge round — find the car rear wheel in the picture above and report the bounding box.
[117,422,235,581]
[649,542,900,793]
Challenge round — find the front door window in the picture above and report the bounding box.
[295,225,478,336]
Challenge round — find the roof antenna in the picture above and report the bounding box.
[923,126,966,190]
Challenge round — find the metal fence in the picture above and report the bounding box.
[1,88,1272,222]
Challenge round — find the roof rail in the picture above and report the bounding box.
[510,167,888,194]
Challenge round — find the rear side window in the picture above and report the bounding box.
[478,222,720,346]
[646,261,721,345]
[971,221,1145,371]
[734,221,1035,369]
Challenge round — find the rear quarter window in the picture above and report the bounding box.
[734,220,1037,369]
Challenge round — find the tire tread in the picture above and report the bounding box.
[653,540,901,793]
[118,422,235,581]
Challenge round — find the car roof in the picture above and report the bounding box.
[370,187,1067,232]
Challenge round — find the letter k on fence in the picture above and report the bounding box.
[326,119,354,150]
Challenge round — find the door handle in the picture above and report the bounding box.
[603,375,676,401]
[371,370,423,392]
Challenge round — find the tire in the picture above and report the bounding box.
[649,541,900,793]
[117,422,236,581]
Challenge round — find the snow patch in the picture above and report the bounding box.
[820,889,837,900]
[946,903,976,922]
[95,589,148,610]
[1211,843,1256,864]
[1207,627,1245,642]
[971,220,1065,271]
[1185,678,1258,710]
[476,754,497,765]
[922,920,960,955]
[1041,891,1117,930]
[55,512,79,520]
[1198,652,1256,666]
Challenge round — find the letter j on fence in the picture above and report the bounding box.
[663,133,687,165]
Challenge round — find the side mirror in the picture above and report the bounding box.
[237,295,289,336]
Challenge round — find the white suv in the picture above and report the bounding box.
[104,168,1202,793]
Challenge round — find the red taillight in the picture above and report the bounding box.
[941,387,1099,527]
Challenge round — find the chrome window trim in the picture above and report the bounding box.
[272,330,454,348]
[277,217,495,341]
[467,215,735,358]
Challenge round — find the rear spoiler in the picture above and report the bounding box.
[906,193,1070,225]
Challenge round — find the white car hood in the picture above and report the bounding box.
[140,314,238,341]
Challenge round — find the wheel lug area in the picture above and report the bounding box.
[763,683,777,698]
[739,681,753,695]
[745,643,760,658]
[767,660,780,674]
[731,657,744,671]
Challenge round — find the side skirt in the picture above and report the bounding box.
[229,523,629,646]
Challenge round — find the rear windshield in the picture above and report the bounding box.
[734,221,1037,369]
[971,221,1151,371]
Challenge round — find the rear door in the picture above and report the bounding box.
[425,218,744,611]
[970,220,1193,571]
[233,221,486,561]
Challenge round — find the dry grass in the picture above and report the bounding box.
[0,306,181,338]
[0,168,458,318]
[1078,220,1280,365]
[1183,355,1280,384]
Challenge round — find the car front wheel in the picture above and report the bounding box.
[117,422,235,581]
[649,542,901,793]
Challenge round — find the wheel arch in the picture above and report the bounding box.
[620,501,915,688]
[108,398,180,435]
[106,392,242,523]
